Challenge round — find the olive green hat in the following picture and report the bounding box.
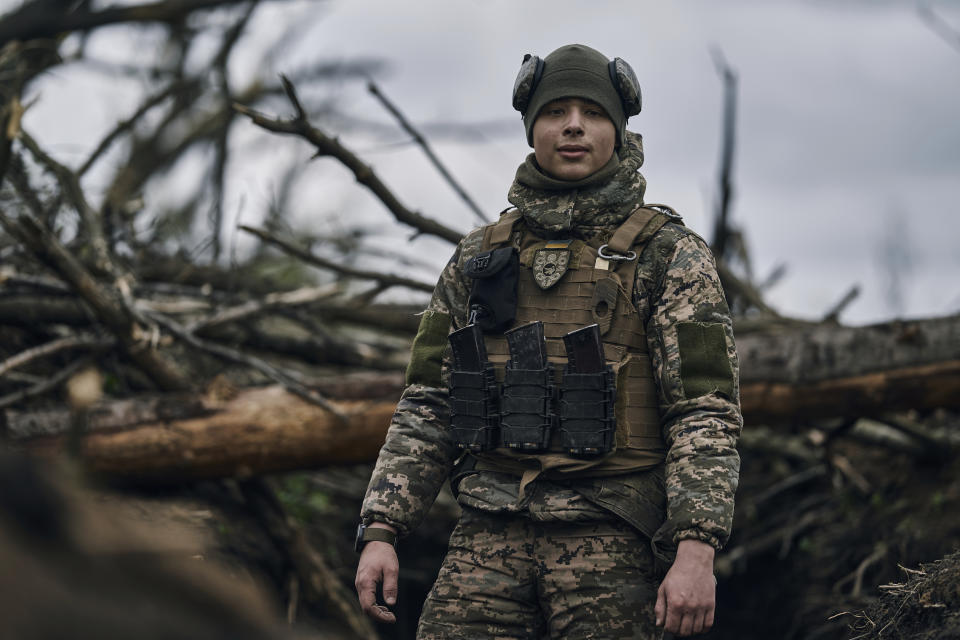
[519,44,628,147]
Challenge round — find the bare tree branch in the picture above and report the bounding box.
[822,284,861,324]
[210,1,258,260]
[19,128,116,275]
[78,81,187,177]
[102,103,232,227]
[240,224,436,293]
[0,0,285,48]
[0,356,92,410]
[0,334,114,377]
[716,260,780,318]
[368,80,489,225]
[234,76,465,245]
[186,283,341,332]
[142,309,346,419]
[0,39,60,185]
[710,47,738,266]
[0,210,190,391]
[918,3,960,55]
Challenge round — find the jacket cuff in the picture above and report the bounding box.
[361,513,409,537]
[674,527,722,550]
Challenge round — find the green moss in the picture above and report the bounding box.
[274,473,330,524]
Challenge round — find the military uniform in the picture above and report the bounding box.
[360,130,742,639]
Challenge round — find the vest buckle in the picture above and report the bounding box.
[597,244,637,262]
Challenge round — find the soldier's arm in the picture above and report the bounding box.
[646,230,742,551]
[644,229,740,636]
[359,229,481,534]
[355,233,479,624]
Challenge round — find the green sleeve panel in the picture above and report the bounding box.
[405,310,451,387]
[677,321,735,399]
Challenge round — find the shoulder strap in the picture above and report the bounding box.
[607,204,682,254]
[484,208,523,249]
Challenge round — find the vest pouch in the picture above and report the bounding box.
[465,247,519,333]
[500,366,554,451]
[559,367,616,457]
[449,367,499,452]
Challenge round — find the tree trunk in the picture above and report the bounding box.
[737,313,960,424]
[10,315,960,482]
[737,314,960,383]
[17,386,396,483]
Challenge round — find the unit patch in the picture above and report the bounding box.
[532,248,570,289]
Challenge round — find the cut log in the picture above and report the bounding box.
[737,314,960,384]
[740,359,960,425]
[8,315,960,482]
[737,313,960,424]
[16,386,397,483]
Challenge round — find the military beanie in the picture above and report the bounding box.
[523,44,626,148]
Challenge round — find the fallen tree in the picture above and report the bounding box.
[6,314,959,483]
[11,386,397,482]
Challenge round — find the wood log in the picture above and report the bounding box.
[16,386,397,483]
[13,361,956,483]
[740,359,960,425]
[8,315,960,482]
[737,313,960,424]
[737,314,960,383]
[3,372,404,440]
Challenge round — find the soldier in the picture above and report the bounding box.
[355,43,742,639]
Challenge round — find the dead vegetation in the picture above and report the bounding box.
[0,2,959,639]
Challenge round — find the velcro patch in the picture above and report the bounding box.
[405,311,451,387]
[676,322,734,399]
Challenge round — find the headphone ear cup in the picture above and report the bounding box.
[512,54,544,114]
[608,58,642,117]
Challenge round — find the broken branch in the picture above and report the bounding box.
[234,76,465,245]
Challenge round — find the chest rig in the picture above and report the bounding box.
[454,205,681,479]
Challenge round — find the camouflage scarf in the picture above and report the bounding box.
[507,131,647,239]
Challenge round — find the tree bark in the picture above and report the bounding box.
[17,386,397,483]
[740,359,960,425]
[737,314,960,383]
[9,315,960,483]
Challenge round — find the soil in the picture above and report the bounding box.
[850,551,960,639]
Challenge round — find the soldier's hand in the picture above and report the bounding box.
[655,539,716,636]
[355,531,400,624]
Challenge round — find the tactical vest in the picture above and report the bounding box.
[469,205,680,479]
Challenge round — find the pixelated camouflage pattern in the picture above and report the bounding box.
[361,130,741,549]
[417,506,662,640]
[508,131,646,238]
[634,226,741,547]
[361,383,457,536]
[454,470,610,522]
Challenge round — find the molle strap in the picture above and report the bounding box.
[485,209,523,249]
[607,207,670,255]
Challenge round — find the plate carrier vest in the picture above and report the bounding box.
[467,204,680,479]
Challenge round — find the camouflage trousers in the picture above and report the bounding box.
[417,506,663,640]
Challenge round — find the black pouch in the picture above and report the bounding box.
[500,366,554,450]
[559,368,616,456]
[448,368,499,452]
[465,247,519,333]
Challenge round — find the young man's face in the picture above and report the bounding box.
[531,97,617,181]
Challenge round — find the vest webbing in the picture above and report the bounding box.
[470,206,675,481]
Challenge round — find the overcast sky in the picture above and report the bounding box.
[17,0,960,325]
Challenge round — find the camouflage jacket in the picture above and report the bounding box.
[361,133,742,552]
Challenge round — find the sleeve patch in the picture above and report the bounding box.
[676,322,734,399]
[405,311,451,387]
